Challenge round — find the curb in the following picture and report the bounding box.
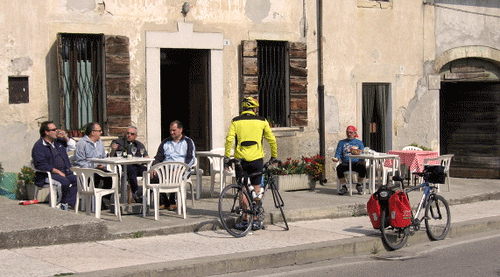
[4,191,499,249]
[77,215,500,277]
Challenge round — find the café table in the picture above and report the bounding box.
[88,156,155,204]
[386,150,439,185]
[346,153,399,196]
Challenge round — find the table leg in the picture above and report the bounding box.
[370,160,376,193]
[195,157,201,200]
[219,156,224,193]
[348,157,353,196]
[121,165,128,204]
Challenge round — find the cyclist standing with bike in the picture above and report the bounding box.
[224,96,278,231]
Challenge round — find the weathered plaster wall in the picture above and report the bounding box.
[434,1,500,58]
[318,0,436,176]
[0,0,312,174]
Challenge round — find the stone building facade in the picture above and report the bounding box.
[0,0,498,180]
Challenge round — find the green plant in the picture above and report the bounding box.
[18,166,35,184]
[371,243,380,254]
[269,155,325,181]
[132,231,144,238]
[410,143,432,151]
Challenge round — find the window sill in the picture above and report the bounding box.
[271,127,304,137]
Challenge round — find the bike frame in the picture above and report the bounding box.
[228,159,288,229]
[407,181,437,227]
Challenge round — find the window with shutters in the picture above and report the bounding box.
[57,33,131,136]
[241,40,307,127]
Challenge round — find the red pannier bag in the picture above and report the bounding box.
[367,194,382,229]
[388,191,412,228]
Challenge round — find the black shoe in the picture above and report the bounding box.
[133,191,142,203]
[235,221,249,230]
[252,221,261,230]
[356,184,363,195]
[338,185,348,195]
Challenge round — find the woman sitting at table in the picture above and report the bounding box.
[332,125,366,195]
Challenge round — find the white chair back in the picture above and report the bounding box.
[207,148,235,196]
[423,154,454,192]
[71,167,121,221]
[154,162,187,188]
[402,146,423,151]
[142,161,189,220]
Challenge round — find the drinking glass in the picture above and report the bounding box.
[140,148,146,157]
[130,146,137,157]
[116,151,123,157]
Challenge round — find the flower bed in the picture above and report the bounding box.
[270,155,324,191]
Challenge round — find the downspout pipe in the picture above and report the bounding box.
[317,0,326,184]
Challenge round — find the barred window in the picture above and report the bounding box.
[57,33,105,133]
[257,40,290,127]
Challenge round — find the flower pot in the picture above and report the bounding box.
[273,174,316,191]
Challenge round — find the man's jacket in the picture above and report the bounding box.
[32,138,73,187]
[225,110,277,162]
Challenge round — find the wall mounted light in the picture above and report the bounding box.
[181,2,190,18]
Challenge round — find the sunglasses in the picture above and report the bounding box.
[127,132,136,135]
[47,128,57,132]
[93,129,103,133]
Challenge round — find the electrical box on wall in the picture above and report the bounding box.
[9,76,29,104]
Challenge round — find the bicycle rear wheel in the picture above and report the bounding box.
[380,209,410,251]
[424,194,451,241]
[218,184,254,237]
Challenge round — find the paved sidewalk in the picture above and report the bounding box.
[0,177,499,276]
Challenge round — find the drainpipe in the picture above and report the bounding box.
[317,0,326,183]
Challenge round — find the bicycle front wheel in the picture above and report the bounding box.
[380,209,410,251]
[218,184,254,237]
[424,194,451,241]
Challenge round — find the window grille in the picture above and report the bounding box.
[58,33,104,132]
[257,40,290,127]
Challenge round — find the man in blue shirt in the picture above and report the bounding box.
[32,121,78,208]
[332,126,366,195]
[152,120,195,210]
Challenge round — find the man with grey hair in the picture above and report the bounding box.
[110,126,149,202]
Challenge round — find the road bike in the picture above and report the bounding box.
[218,159,289,237]
[379,166,451,250]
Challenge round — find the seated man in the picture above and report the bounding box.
[32,121,78,209]
[74,122,113,208]
[332,125,366,195]
[152,120,195,211]
[109,125,149,202]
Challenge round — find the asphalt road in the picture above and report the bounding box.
[217,229,500,277]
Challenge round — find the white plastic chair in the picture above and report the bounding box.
[142,161,188,220]
[31,160,58,208]
[402,146,423,151]
[185,157,200,207]
[208,148,235,196]
[70,167,122,221]
[376,157,401,187]
[423,154,454,192]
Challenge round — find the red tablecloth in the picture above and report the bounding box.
[386,150,439,172]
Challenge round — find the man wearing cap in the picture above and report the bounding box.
[224,96,278,230]
[332,125,366,195]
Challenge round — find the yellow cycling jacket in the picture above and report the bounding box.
[225,111,278,162]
